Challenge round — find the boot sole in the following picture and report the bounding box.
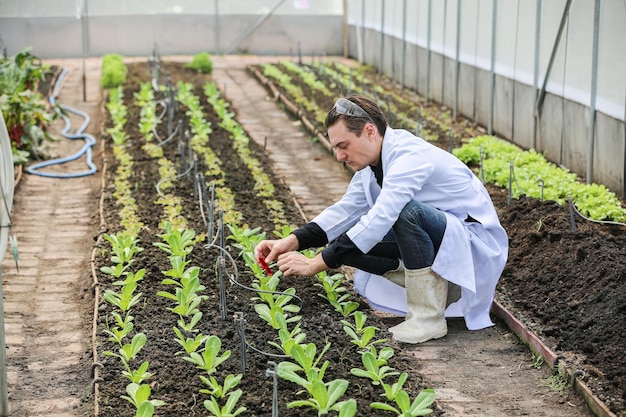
[393,329,448,344]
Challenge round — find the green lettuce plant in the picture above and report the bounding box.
[316,271,360,317]
[370,388,435,416]
[381,372,409,401]
[200,373,243,399]
[121,382,165,417]
[103,312,134,345]
[453,135,626,222]
[154,221,197,257]
[203,388,246,417]
[350,346,399,385]
[267,311,307,355]
[0,47,57,162]
[183,336,230,374]
[341,310,387,350]
[173,327,209,355]
[285,379,357,416]
[187,52,213,74]
[101,53,127,89]
[104,269,145,313]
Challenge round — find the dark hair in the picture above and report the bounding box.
[325,94,387,137]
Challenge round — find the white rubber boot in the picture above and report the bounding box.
[389,267,448,344]
[382,259,405,286]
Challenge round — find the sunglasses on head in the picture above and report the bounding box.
[332,98,374,123]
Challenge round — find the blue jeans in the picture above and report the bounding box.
[342,200,447,274]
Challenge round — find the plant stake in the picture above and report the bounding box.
[234,312,247,372]
[217,256,228,320]
[192,154,199,198]
[568,195,577,231]
[166,80,177,135]
[508,163,514,205]
[266,361,279,417]
[479,145,485,184]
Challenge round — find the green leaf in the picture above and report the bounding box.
[311,380,329,408]
[370,402,399,412]
[135,401,154,417]
[337,399,358,417]
[408,388,436,415]
[326,379,349,408]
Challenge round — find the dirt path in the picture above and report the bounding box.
[0,56,595,417]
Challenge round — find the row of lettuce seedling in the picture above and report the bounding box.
[100,64,438,416]
[228,224,436,416]
[257,59,626,223]
[100,87,163,415]
[101,78,233,415]
[195,78,436,414]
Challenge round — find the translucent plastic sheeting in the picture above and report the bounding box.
[0,112,13,264]
[347,0,626,121]
[0,0,343,18]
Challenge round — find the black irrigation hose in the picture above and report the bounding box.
[205,243,305,313]
[155,157,196,197]
[205,242,298,360]
[568,195,626,227]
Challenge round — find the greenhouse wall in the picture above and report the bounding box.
[347,0,626,200]
[0,0,344,57]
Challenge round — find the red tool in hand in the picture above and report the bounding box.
[257,256,273,276]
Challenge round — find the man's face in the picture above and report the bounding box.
[327,120,379,170]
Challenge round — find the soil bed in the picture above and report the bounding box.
[95,60,626,417]
[250,60,626,416]
[96,61,440,417]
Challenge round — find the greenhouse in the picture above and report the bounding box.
[0,1,625,417]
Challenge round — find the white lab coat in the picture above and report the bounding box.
[312,127,508,330]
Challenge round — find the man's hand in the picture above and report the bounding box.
[254,234,299,264]
[276,252,328,277]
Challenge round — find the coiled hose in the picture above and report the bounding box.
[26,67,97,178]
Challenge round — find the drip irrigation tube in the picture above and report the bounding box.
[26,68,96,178]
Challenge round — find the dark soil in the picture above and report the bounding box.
[95,61,441,417]
[496,193,626,416]
[95,60,626,417]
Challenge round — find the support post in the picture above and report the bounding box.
[453,0,461,119]
[532,0,542,149]
[214,0,220,53]
[426,0,432,104]
[488,0,497,135]
[401,0,407,87]
[81,0,89,102]
[223,0,287,55]
[359,0,365,62]
[379,1,385,73]
[533,0,572,130]
[586,0,601,184]
[343,0,349,58]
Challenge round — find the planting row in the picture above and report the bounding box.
[95,57,440,417]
